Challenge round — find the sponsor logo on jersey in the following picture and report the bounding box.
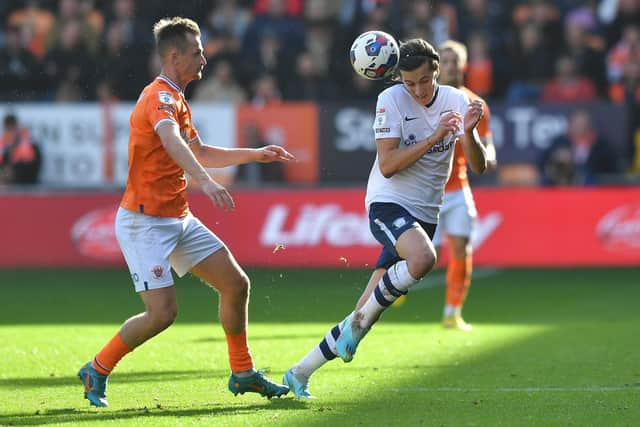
[403,134,417,145]
[375,107,387,125]
[427,137,455,154]
[375,127,390,133]
[404,116,418,122]
[158,104,176,114]
[158,91,175,104]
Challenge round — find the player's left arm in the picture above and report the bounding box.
[460,99,488,174]
[189,137,295,168]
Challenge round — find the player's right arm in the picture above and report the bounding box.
[156,122,235,211]
[376,111,462,178]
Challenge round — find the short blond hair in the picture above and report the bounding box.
[152,17,201,57]
[439,40,468,67]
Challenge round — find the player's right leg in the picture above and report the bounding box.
[335,203,437,362]
[78,208,181,407]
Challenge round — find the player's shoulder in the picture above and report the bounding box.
[143,78,181,105]
[439,84,467,100]
[377,82,408,101]
[460,86,486,103]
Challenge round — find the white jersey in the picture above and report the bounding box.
[365,84,469,223]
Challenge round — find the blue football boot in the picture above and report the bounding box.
[78,361,108,407]
[283,368,314,399]
[228,370,290,399]
[335,311,370,363]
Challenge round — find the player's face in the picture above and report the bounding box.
[438,49,464,87]
[178,34,206,82]
[401,63,439,105]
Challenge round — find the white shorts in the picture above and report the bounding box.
[115,207,225,292]
[432,187,477,247]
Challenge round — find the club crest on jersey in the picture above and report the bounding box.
[152,265,164,278]
[158,91,175,104]
[393,217,407,229]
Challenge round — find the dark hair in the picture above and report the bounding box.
[3,113,17,128]
[153,17,201,57]
[398,39,440,72]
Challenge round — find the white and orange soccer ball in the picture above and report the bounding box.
[350,30,399,80]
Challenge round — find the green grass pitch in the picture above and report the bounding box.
[0,267,639,426]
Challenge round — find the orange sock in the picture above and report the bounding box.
[92,332,132,376]
[445,256,472,308]
[226,330,254,372]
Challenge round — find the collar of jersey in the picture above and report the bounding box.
[156,75,183,94]
[424,85,439,108]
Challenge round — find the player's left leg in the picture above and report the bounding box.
[441,188,476,330]
[442,235,473,331]
[190,248,289,398]
[285,268,386,398]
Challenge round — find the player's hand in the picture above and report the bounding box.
[464,100,484,133]
[433,111,462,141]
[201,179,235,211]
[254,145,295,163]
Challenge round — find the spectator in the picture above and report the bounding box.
[242,0,306,59]
[539,109,621,185]
[193,60,247,103]
[0,113,41,185]
[235,123,285,186]
[541,55,597,102]
[42,19,96,101]
[7,0,55,59]
[562,7,608,95]
[609,60,640,104]
[0,25,43,100]
[402,0,454,47]
[505,21,554,102]
[465,32,493,97]
[250,74,282,107]
[606,24,640,83]
[284,51,335,100]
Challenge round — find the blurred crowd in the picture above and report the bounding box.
[0,0,639,185]
[0,0,638,104]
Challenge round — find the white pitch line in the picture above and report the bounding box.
[390,386,640,393]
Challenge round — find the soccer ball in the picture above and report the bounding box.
[350,31,399,80]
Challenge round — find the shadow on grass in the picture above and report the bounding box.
[0,369,231,389]
[0,399,309,426]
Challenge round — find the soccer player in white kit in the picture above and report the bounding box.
[283,38,488,398]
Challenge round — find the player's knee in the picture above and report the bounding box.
[407,248,437,279]
[149,305,178,331]
[229,273,250,300]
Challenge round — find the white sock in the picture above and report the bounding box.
[444,304,456,317]
[360,261,417,328]
[292,318,345,378]
[293,347,328,379]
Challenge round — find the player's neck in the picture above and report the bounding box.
[159,69,187,93]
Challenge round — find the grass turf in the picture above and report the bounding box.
[0,267,639,426]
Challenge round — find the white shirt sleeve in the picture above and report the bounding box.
[373,89,402,139]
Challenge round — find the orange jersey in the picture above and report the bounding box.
[120,76,198,218]
[445,86,492,192]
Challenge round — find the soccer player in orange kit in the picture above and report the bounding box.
[77,17,293,407]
